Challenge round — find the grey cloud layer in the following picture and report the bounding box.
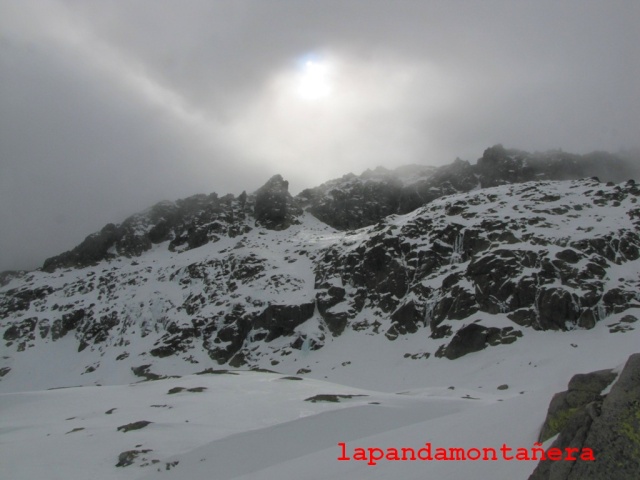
[1,0,639,271]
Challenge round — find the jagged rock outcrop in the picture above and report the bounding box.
[297,167,408,230]
[310,178,640,344]
[434,323,522,360]
[537,369,618,443]
[253,303,315,341]
[38,147,639,272]
[42,193,253,272]
[254,174,301,230]
[297,146,639,231]
[41,173,306,273]
[529,353,640,479]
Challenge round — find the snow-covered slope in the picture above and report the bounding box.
[2,152,640,479]
[2,177,639,393]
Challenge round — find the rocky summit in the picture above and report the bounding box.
[1,146,640,479]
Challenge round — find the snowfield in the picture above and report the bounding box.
[2,312,639,479]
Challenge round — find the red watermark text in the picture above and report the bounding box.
[337,442,595,466]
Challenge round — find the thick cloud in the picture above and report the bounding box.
[1,0,639,271]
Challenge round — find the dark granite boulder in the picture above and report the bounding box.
[530,354,640,480]
[436,323,522,360]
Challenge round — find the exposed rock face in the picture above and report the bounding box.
[537,369,618,443]
[43,193,253,272]
[41,173,306,273]
[297,168,407,231]
[529,353,640,479]
[115,449,152,468]
[434,323,522,360]
[297,146,639,231]
[253,303,315,341]
[316,286,351,336]
[311,178,640,346]
[477,144,637,187]
[43,223,123,272]
[38,147,639,272]
[254,174,301,230]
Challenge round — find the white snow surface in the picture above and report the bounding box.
[2,317,639,479]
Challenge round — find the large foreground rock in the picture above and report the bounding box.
[529,353,640,479]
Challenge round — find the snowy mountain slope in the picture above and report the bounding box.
[2,148,640,479]
[1,178,640,394]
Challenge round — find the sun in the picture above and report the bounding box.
[296,59,333,101]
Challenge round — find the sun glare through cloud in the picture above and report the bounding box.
[296,57,333,101]
[223,52,456,191]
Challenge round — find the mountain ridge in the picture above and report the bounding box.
[29,145,639,274]
[2,145,640,479]
[1,158,639,389]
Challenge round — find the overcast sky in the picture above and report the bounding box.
[1,0,639,272]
